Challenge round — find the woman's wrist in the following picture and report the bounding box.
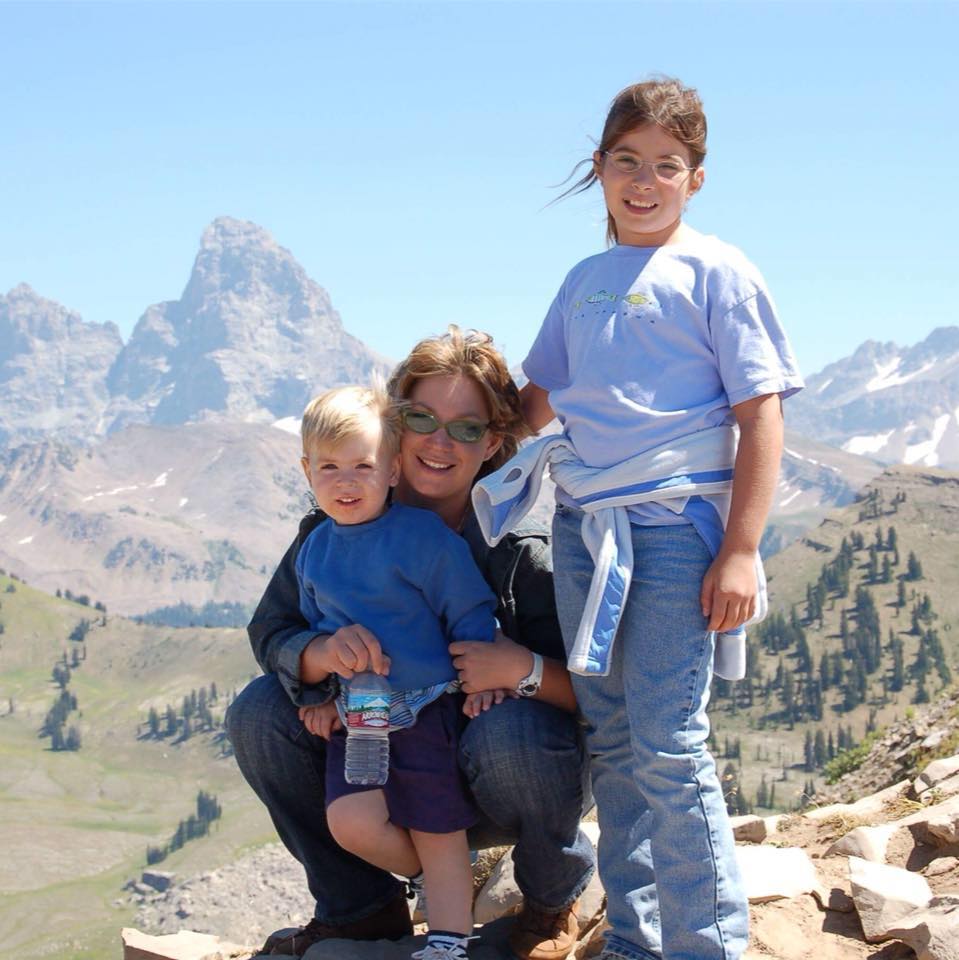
[299,635,332,684]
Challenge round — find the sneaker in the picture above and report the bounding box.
[411,943,469,959]
[407,873,428,924]
[507,899,581,960]
[264,888,413,955]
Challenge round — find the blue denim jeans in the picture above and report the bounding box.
[553,505,747,960]
[226,672,594,924]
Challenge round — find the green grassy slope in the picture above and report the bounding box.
[708,466,959,811]
[0,576,275,960]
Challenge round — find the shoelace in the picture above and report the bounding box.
[410,944,470,960]
[518,903,573,939]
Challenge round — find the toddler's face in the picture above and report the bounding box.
[301,417,400,525]
[593,123,704,247]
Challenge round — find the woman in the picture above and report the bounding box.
[226,327,594,960]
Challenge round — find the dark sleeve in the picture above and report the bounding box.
[496,532,567,662]
[247,511,336,706]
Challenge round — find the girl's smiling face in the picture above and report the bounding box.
[594,123,704,247]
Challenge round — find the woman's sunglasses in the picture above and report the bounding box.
[401,409,489,444]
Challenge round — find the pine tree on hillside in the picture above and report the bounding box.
[906,552,924,581]
[814,729,827,768]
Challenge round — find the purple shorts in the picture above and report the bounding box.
[325,692,477,834]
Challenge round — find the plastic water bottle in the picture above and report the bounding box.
[344,671,391,785]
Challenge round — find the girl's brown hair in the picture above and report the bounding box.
[560,76,707,244]
[387,325,529,478]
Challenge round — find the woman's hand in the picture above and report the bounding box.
[700,549,757,633]
[301,624,391,682]
[298,702,342,739]
[463,688,510,718]
[449,630,533,694]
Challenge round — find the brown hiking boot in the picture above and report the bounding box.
[507,899,581,960]
[264,889,413,955]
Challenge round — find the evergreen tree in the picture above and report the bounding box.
[148,707,160,738]
[164,704,178,737]
[756,774,769,808]
[814,729,827,768]
[906,552,923,581]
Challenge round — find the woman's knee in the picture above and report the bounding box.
[225,674,303,768]
[461,699,587,813]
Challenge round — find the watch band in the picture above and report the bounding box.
[515,652,544,698]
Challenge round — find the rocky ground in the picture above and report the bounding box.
[122,701,959,960]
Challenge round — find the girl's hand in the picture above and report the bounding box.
[463,688,509,718]
[700,550,757,633]
[298,702,342,739]
[449,630,532,694]
[304,624,392,681]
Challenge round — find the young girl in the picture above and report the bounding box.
[476,78,803,960]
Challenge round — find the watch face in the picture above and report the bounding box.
[518,681,539,697]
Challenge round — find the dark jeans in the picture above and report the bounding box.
[226,673,595,925]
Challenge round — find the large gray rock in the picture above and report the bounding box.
[805,779,910,823]
[734,846,820,903]
[914,757,959,798]
[887,895,959,960]
[848,856,932,942]
[825,823,898,862]
[121,927,244,960]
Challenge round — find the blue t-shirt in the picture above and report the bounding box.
[523,230,804,530]
[295,502,497,692]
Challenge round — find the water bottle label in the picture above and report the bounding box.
[346,693,390,730]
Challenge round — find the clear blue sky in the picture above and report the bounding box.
[2,1,957,377]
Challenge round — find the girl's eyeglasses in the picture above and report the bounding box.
[401,409,489,444]
[601,151,694,181]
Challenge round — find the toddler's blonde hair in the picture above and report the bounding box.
[301,381,402,457]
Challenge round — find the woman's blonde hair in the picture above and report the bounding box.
[301,382,402,457]
[387,325,529,477]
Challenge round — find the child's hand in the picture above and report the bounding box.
[298,702,342,739]
[700,550,757,633]
[312,624,392,680]
[463,689,510,719]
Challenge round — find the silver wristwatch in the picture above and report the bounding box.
[515,652,544,698]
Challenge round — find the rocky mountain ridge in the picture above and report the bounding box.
[789,327,959,469]
[0,217,389,448]
[0,420,305,616]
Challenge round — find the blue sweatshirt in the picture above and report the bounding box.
[295,502,497,692]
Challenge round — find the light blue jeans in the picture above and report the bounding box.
[553,505,747,960]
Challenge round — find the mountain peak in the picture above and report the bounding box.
[105,218,389,430]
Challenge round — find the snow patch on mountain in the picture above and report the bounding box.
[903,413,951,466]
[843,431,894,456]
